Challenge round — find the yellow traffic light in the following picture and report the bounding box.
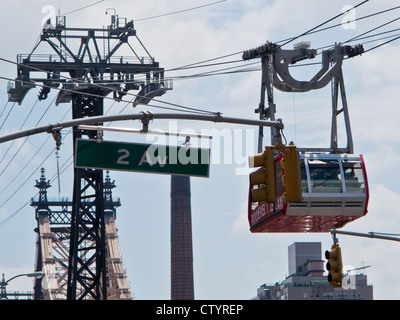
[281,147,302,203]
[249,148,276,203]
[325,244,343,288]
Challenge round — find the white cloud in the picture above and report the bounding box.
[349,184,400,232]
[338,184,400,299]
[231,201,250,235]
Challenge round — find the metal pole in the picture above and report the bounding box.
[78,125,213,140]
[0,113,284,144]
[331,229,400,242]
[257,57,268,153]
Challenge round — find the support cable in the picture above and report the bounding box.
[0,101,9,121]
[2,3,400,217]
[134,0,227,22]
[0,96,56,178]
[0,102,16,131]
[362,34,400,54]
[278,0,370,48]
[344,15,400,46]
[0,98,40,167]
[277,4,400,45]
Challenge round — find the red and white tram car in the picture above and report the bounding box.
[248,153,369,233]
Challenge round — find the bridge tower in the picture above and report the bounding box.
[31,168,133,300]
[10,13,171,299]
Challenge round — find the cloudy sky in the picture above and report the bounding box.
[0,0,399,300]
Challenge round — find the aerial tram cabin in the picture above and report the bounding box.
[248,153,369,233]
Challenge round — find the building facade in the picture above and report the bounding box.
[254,242,373,300]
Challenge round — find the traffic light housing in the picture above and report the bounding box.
[249,148,276,203]
[281,147,302,203]
[325,244,343,288]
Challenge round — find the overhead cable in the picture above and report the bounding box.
[134,0,228,22]
[278,4,400,44]
[278,0,370,47]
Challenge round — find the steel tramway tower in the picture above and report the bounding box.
[8,13,171,300]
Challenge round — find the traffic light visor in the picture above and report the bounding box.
[251,187,268,203]
[249,152,265,168]
[250,169,266,185]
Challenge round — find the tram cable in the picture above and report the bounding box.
[0,96,56,178]
[0,199,33,229]
[1,1,400,227]
[0,101,9,121]
[0,98,39,167]
[344,15,400,46]
[278,0,370,48]
[362,34,400,54]
[0,102,16,131]
[134,0,228,22]
[277,4,400,46]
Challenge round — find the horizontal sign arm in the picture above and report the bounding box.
[0,112,284,144]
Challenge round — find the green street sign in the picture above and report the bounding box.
[75,139,210,177]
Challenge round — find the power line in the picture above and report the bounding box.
[0,199,33,228]
[277,4,400,45]
[363,34,400,54]
[167,52,243,71]
[2,3,398,188]
[344,15,400,45]
[278,0,371,48]
[0,101,9,120]
[0,48,232,210]
[134,0,228,22]
[0,102,16,131]
[169,63,261,81]
[0,144,56,208]
[0,96,57,178]
[0,98,40,167]
[61,0,105,16]
[1,2,399,193]
[0,135,51,195]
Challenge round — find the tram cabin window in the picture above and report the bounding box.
[300,160,308,193]
[308,159,342,193]
[343,160,365,193]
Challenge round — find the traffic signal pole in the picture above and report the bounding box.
[0,113,283,145]
[326,229,400,288]
[331,229,400,243]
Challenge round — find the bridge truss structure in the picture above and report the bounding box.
[31,169,133,300]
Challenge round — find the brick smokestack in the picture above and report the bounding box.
[170,175,194,300]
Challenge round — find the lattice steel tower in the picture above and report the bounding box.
[10,13,171,300]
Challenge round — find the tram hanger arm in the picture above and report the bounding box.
[273,44,364,92]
